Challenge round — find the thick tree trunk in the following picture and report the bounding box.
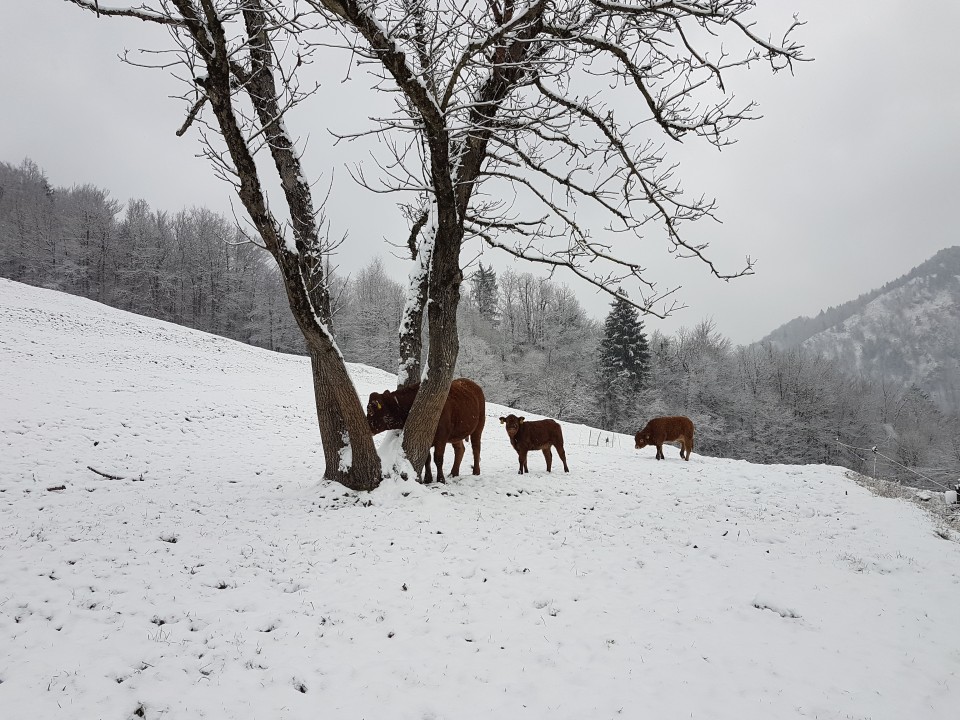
[398,210,433,390]
[401,228,463,479]
[309,347,382,491]
[398,269,428,390]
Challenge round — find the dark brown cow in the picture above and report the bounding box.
[367,378,485,483]
[499,414,570,475]
[634,416,695,461]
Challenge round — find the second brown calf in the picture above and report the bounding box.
[499,414,570,475]
[634,416,695,461]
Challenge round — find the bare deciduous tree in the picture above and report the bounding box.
[64,0,804,490]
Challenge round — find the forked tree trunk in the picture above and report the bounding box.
[181,0,383,491]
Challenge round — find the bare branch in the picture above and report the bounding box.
[175,94,207,137]
[65,0,186,25]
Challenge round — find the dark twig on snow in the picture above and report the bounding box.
[87,466,126,480]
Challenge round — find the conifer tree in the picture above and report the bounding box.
[597,295,650,429]
[470,262,499,325]
[599,295,650,389]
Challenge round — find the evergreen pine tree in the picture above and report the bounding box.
[598,295,649,389]
[596,294,650,429]
[470,262,499,324]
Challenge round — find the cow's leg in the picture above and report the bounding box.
[655,443,664,460]
[470,428,482,475]
[433,443,446,483]
[519,450,527,474]
[685,435,693,461]
[543,447,553,472]
[450,440,465,477]
[423,454,434,484]
[556,442,570,472]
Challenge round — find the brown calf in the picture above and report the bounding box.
[367,378,485,483]
[634,416,695,461]
[499,414,570,475]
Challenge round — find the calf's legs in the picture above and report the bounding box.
[450,440,465,476]
[431,443,446,483]
[556,442,569,472]
[470,428,482,475]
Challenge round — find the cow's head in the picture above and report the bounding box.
[499,414,525,440]
[367,390,404,434]
[634,431,650,450]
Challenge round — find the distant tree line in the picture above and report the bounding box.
[2,158,957,488]
[0,159,304,353]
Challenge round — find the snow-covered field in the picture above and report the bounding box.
[2,278,958,720]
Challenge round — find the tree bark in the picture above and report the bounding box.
[309,347,381,491]
[398,265,428,390]
[400,226,463,479]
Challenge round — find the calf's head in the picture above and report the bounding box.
[367,390,404,434]
[634,431,650,450]
[499,414,525,440]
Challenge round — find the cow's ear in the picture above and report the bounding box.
[499,417,506,424]
[519,417,525,424]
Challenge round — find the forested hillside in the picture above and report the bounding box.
[762,247,960,414]
[2,158,957,488]
[0,159,304,353]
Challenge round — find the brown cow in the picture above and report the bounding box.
[499,414,570,475]
[634,416,695,461]
[367,378,485,483]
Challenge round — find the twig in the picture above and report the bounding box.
[87,466,126,480]
[176,95,208,137]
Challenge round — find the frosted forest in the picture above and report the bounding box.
[2,158,958,489]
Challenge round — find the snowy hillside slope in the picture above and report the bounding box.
[800,273,960,413]
[762,246,960,414]
[1,278,959,720]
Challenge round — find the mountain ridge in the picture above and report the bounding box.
[761,246,960,414]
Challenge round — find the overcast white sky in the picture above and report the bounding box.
[2,1,959,344]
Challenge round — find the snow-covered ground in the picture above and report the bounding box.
[2,278,958,720]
